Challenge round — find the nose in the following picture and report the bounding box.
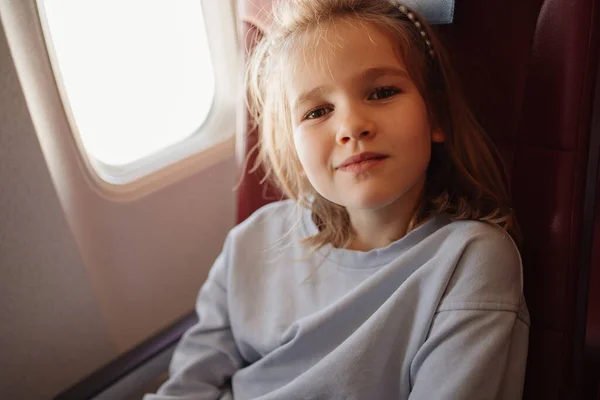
[335,106,376,145]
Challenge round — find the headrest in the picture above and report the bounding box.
[240,0,455,34]
[398,0,454,24]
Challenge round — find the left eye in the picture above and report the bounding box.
[368,87,401,100]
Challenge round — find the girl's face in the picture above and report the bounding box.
[288,19,444,214]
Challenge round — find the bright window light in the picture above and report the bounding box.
[40,0,215,166]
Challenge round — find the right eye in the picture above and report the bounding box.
[368,86,401,100]
[303,106,333,120]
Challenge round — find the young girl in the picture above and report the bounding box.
[146,0,529,398]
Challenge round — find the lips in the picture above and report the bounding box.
[337,152,388,169]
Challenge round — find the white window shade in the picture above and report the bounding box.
[39,0,217,168]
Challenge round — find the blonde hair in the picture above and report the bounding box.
[245,0,521,249]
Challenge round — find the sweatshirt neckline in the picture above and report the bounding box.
[300,207,449,270]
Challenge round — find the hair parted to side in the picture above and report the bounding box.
[245,0,521,249]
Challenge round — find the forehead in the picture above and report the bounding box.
[284,19,407,98]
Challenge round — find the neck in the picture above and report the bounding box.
[346,184,425,252]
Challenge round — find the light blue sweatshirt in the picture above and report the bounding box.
[145,200,530,399]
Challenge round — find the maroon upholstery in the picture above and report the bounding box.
[586,80,600,398]
[236,0,600,398]
[587,167,600,398]
[434,1,600,399]
[236,22,280,223]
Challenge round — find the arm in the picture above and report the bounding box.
[409,305,529,399]
[144,236,243,400]
[409,225,530,400]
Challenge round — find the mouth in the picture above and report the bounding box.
[336,152,388,172]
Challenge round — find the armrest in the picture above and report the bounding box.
[53,311,198,400]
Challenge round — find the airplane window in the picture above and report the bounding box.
[38,0,215,167]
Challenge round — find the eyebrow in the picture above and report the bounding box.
[292,66,411,110]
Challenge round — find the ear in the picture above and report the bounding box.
[431,127,445,143]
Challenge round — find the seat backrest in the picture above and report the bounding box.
[236,0,281,223]
[433,2,599,398]
[236,1,600,398]
[587,165,600,397]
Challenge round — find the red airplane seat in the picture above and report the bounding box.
[236,0,283,223]
[586,155,600,397]
[237,0,600,399]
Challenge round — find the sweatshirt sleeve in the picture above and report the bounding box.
[408,306,529,399]
[409,226,530,400]
[144,235,244,400]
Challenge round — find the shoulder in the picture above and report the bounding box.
[234,199,300,231]
[226,199,303,247]
[437,219,524,311]
[443,219,519,259]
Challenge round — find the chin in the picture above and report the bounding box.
[315,181,417,212]
[342,191,403,211]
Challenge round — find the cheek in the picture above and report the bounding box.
[388,118,433,171]
[293,130,329,174]
[292,131,336,199]
[292,132,309,167]
[406,133,432,166]
[396,108,434,149]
